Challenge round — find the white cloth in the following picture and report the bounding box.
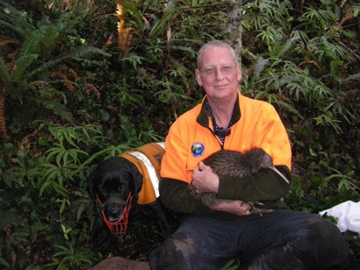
[319,200,360,234]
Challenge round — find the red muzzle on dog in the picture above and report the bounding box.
[96,192,133,235]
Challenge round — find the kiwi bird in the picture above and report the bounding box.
[189,148,289,215]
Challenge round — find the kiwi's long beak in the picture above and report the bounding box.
[268,166,290,184]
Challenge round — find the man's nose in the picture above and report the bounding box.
[214,68,225,80]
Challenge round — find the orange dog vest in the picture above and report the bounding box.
[122,142,165,205]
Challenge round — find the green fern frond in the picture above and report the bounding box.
[0,2,35,40]
[0,208,22,228]
[0,190,16,208]
[277,37,299,57]
[149,7,181,39]
[38,25,60,60]
[353,5,360,16]
[301,9,336,24]
[11,229,30,245]
[320,37,349,60]
[27,46,110,78]
[0,19,29,40]
[39,12,83,60]
[0,56,10,88]
[253,57,269,80]
[17,26,42,56]
[291,30,310,43]
[275,100,303,119]
[343,72,360,82]
[11,54,38,80]
[120,0,144,34]
[242,11,270,31]
[29,221,53,241]
[35,97,74,124]
[0,258,10,268]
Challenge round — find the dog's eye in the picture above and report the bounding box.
[117,184,126,191]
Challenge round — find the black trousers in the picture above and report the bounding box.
[148,210,349,270]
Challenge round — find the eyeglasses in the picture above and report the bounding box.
[200,65,237,76]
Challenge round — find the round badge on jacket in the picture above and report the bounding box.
[191,142,205,157]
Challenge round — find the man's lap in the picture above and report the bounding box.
[149,210,348,270]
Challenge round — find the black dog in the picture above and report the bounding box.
[87,142,173,250]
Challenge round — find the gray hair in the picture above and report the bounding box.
[197,40,237,68]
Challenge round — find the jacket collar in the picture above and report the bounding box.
[196,91,241,129]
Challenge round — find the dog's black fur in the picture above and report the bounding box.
[87,156,173,251]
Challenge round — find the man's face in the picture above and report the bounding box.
[195,46,242,101]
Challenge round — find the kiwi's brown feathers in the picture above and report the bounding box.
[189,148,278,215]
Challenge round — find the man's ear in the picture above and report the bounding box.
[195,69,203,86]
[237,64,242,82]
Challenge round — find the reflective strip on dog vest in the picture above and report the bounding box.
[122,142,165,205]
[128,147,162,197]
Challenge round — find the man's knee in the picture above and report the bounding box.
[149,233,196,270]
[312,218,349,266]
[290,216,349,267]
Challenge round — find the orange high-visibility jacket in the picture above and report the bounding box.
[160,90,292,184]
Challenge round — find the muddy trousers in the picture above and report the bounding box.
[148,210,349,270]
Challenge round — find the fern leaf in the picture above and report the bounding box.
[253,57,269,80]
[27,46,109,78]
[0,208,22,228]
[0,19,27,40]
[0,56,10,87]
[277,37,299,57]
[343,73,360,82]
[16,26,42,59]
[149,7,181,39]
[38,97,75,124]
[120,0,144,34]
[11,54,38,80]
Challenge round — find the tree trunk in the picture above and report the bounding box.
[226,0,242,65]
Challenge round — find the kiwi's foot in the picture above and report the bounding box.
[247,201,273,216]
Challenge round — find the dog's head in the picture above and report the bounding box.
[87,156,143,233]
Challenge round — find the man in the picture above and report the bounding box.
[147,40,348,269]
[90,40,348,270]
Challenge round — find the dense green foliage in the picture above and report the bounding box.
[0,0,359,269]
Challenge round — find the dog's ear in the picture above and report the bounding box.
[87,156,121,200]
[127,163,143,202]
[87,169,97,199]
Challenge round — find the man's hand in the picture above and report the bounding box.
[192,162,219,193]
[192,162,251,216]
[210,200,252,216]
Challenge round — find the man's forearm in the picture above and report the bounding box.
[159,178,212,214]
